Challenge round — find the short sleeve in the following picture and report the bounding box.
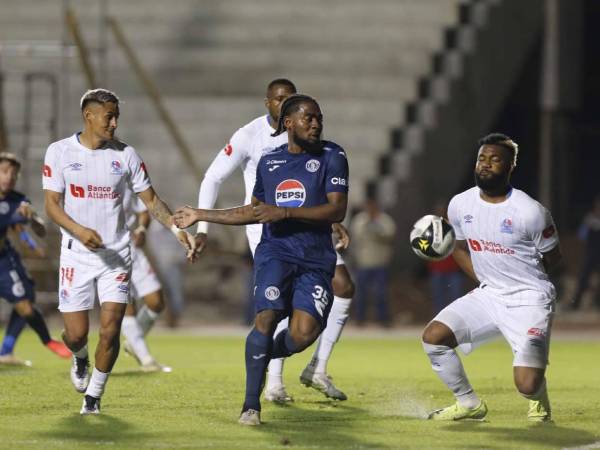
[325,148,349,194]
[252,158,265,202]
[447,196,464,240]
[126,146,152,193]
[527,204,559,253]
[42,143,65,193]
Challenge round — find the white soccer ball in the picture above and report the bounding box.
[409,215,456,261]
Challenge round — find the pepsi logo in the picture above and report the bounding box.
[275,179,306,208]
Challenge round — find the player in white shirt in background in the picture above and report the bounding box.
[43,89,195,415]
[194,79,354,401]
[422,133,562,422]
[120,188,171,372]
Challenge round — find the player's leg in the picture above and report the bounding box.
[240,259,292,425]
[62,310,91,393]
[264,316,292,402]
[0,309,28,365]
[12,299,69,357]
[422,289,499,420]
[301,259,353,400]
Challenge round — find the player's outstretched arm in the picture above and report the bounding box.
[137,187,196,259]
[174,203,257,228]
[451,239,479,282]
[282,192,347,225]
[17,201,46,238]
[43,190,103,250]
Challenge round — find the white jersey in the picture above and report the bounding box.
[197,115,288,234]
[43,133,151,253]
[448,187,559,305]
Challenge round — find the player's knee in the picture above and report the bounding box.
[254,310,280,335]
[422,321,456,347]
[14,300,34,318]
[146,292,165,313]
[289,326,319,352]
[333,277,355,299]
[64,331,87,350]
[514,370,545,397]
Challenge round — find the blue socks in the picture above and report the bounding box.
[0,310,27,355]
[243,328,273,412]
[271,329,301,359]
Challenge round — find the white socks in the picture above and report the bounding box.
[122,316,153,365]
[311,296,351,374]
[73,345,89,360]
[86,367,109,399]
[423,342,481,409]
[266,318,289,388]
[136,305,158,336]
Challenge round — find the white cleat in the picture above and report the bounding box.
[80,395,101,415]
[141,360,172,373]
[300,368,347,401]
[70,356,90,393]
[0,353,33,367]
[264,385,293,403]
[239,409,261,426]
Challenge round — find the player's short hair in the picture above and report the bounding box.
[267,78,297,95]
[80,88,120,111]
[272,94,320,137]
[478,132,519,166]
[0,152,21,171]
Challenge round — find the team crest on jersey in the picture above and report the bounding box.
[265,286,280,301]
[275,179,306,208]
[305,159,320,173]
[68,162,83,171]
[464,214,473,224]
[110,160,123,175]
[500,218,513,234]
[0,201,9,215]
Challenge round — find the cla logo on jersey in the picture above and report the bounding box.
[223,144,233,156]
[331,177,347,186]
[265,286,280,301]
[542,225,555,238]
[68,162,83,171]
[0,201,9,215]
[110,160,123,175]
[275,179,306,208]
[464,215,473,224]
[500,218,513,234]
[305,159,320,173]
[42,164,52,177]
[70,184,85,198]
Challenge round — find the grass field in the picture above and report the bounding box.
[1,330,599,449]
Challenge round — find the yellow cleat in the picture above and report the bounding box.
[528,394,552,422]
[428,400,488,421]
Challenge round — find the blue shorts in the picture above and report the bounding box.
[253,258,333,328]
[0,249,35,304]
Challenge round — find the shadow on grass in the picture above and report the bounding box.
[34,413,155,445]
[442,421,599,448]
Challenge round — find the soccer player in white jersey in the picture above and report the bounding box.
[120,188,170,372]
[195,79,354,401]
[43,89,195,415]
[422,133,562,422]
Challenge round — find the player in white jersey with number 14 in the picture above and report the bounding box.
[43,89,195,415]
[195,79,354,401]
[422,133,562,422]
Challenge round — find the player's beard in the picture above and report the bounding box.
[294,135,323,154]
[474,170,509,193]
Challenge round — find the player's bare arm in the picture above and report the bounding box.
[332,222,350,250]
[280,192,347,225]
[43,189,103,250]
[541,245,562,274]
[451,239,479,282]
[175,202,257,228]
[132,211,150,247]
[137,187,196,258]
[17,201,46,238]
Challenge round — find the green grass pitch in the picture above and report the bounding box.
[1,330,599,449]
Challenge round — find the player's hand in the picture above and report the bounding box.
[75,226,104,250]
[252,204,286,223]
[193,232,208,258]
[332,222,350,250]
[132,229,146,247]
[174,206,199,229]
[16,201,34,220]
[175,229,197,262]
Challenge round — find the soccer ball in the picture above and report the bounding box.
[409,215,456,261]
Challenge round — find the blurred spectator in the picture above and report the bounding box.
[350,198,396,326]
[570,194,600,310]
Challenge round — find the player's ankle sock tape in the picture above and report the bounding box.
[518,378,547,400]
[244,328,272,411]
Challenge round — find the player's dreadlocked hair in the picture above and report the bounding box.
[478,132,519,166]
[271,94,319,137]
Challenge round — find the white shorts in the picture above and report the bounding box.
[247,224,346,266]
[432,287,554,369]
[131,245,162,299]
[58,246,132,312]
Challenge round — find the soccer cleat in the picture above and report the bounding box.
[46,340,72,358]
[300,368,348,401]
[123,340,142,364]
[141,360,173,373]
[528,394,552,422]
[239,409,261,426]
[80,395,101,415]
[0,353,32,367]
[264,385,293,402]
[70,355,90,393]
[427,400,488,421]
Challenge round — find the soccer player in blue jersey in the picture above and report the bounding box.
[174,94,349,425]
[0,152,71,364]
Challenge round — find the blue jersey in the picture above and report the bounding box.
[252,140,349,274]
[0,191,29,256]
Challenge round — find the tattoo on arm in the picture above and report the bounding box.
[149,196,174,227]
